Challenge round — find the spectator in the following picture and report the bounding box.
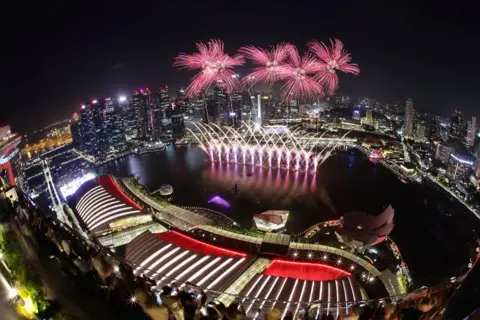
[160,286,184,320]
[135,287,170,320]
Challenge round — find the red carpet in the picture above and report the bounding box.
[263,259,350,281]
[97,176,142,210]
[155,231,247,257]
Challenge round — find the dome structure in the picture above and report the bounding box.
[159,184,174,196]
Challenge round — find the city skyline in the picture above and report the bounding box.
[2,2,480,133]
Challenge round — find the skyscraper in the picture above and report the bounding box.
[105,98,127,155]
[79,99,108,160]
[404,98,414,137]
[466,116,477,148]
[132,89,150,138]
[450,109,466,139]
[151,86,170,137]
[447,152,474,182]
[415,124,426,142]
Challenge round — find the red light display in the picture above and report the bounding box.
[263,259,351,281]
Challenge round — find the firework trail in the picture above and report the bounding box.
[238,42,293,87]
[308,38,360,95]
[173,39,245,96]
[278,45,324,99]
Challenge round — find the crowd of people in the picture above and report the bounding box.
[0,185,464,319]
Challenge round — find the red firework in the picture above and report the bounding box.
[308,38,360,95]
[278,45,325,100]
[173,39,245,96]
[238,42,293,87]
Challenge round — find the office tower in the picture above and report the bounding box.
[149,86,170,137]
[435,143,455,164]
[105,98,127,155]
[404,98,414,137]
[366,109,373,124]
[230,92,243,127]
[132,89,150,138]
[79,99,108,160]
[207,86,228,124]
[447,152,474,182]
[450,109,466,139]
[415,123,426,141]
[466,116,477,148]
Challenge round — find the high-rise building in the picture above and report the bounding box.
[151,86,170,137]
[70,120,82,150]
[415,124,426,142]
[366,109,373,124]
[132,89,151,138]
[435,143,455,164]
[404,98,414,137]
[466,116,477,148]
[105,98,127,155]
[450,109,466,139]
[230,92,243,127]
[79,99,109,160]
[447,152,474,182]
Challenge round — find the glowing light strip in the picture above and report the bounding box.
[88,209,139,230]
[450,153,474,165]
[281,279,299,320]
[76,186,103,213]
[79,187,108,212]
[206,258,245,290]
[174,256,211,283]
[336,280,340,316]
[79,191,114,219]
[168,231,247,257]
[107,175,142,209]
[268,259,351,276]
[129,235,162,263]
[142,248,181,277]
[293,280,307,319]
[84,202,124,224]
[327,282,331,316]
[348,277,357,302]
[309,281,315,303]
[315,282,323,319]
[151,249,188,278]
[241,275,264,304]
[134,244,172,275]
[253,277,279,320]
[246,276,271,314]
[197,258,233,286]
[342,279,349,314]
[270,277,288,310]
[79,194,114,219]
[78,189,112,214]
[161,254,197,282]
[187,257,221,283]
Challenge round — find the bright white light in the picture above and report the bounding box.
[323,254,328,260]
[129,295,137,304]
[8,288,18,299]
[92,100,98,104]
[308,253,313,259]
[229,112,236,117]
[119,96,127,102]
[0,253,3,259]
[350,265,355,270]
[60,172,96,198]
[293,251,298,257]
[113,265,120,272]
[337,258,342,265]
[81,105,86,109]
[368,277,375,283]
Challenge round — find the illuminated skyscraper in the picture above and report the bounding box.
[151,86,170,137]
[132,89,150,138]
[415,123,426,141]
[79,99,108,160]
[105,98,127,155]
[447,152,474,182]
[404,98,414,137]
[450,110,466,139]
[466,116,477,148]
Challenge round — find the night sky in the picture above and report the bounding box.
[2,1,479,133]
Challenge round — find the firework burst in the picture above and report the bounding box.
[173,39,245,96]
[308,38,360,95]
[238,42,293,87]
[278,45,324,100]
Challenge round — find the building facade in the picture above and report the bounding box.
[404,98,414,137]
[447,153,474,182]
[466,116,477,148]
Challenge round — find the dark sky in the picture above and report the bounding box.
[1,1,479,133]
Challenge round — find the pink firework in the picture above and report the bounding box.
[308,38,360,95]
[278,45,324,100]
[238,42,293,87]
[174,39,245,96]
